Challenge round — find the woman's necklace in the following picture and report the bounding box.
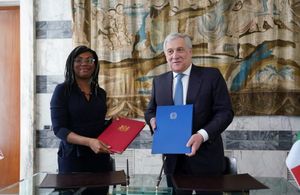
[82,91,92,101]
[82,91,92,96]
[77,81,92,99]
[81,90,92,101]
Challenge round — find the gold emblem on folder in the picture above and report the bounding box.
[118,125,130,132]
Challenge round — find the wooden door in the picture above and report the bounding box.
[0,6,20,188]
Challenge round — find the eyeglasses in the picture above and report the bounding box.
[74,57,95,65]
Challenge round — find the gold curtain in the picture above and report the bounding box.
[72,0,300,117]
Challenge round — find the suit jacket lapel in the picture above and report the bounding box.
[187,65,202,104]
[166,72,174,105]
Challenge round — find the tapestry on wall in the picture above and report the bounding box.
[72,0,300,117]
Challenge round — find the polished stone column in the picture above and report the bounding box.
[20,0,35,180]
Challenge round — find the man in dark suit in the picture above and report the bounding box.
[145,33,234,195]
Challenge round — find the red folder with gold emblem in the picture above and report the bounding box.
[98,118,146,153]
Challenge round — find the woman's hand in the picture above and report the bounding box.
[66,132,113,154]
[88,138,112,154]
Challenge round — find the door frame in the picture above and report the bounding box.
[0,0,36,180]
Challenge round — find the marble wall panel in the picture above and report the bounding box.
[36,21,72,39]
[37,127,298,151]
[35,0,71,21]
[233,150,288,178]
[36,39,72,75]
[36,148,58,173]
[36,75,64,93]
[227,116,298,131]
[35,94,53,130]
[133,149,162,175]
[128,127,152,149]
[112,149,135,176]
[224,131,296,150]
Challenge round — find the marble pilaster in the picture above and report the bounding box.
[20,0,35,180]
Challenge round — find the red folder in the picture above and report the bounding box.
[98,118,145,153]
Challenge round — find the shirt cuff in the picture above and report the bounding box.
[197,129,209,142]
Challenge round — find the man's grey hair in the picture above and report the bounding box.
[163,33,193,51]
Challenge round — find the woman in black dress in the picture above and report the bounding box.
[50,46,112,194]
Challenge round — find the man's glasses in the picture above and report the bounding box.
[74,57,95,65]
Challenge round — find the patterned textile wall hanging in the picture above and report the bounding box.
[72,0,300,117]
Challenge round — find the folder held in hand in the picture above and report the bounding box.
[98,118,145,153]
[152,105,193,154]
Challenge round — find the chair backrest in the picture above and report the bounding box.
[223,156,237,175]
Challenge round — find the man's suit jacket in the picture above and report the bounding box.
[145,65,234,175]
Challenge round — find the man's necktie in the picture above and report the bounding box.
[174,73,184,105]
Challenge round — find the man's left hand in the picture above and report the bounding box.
[185,133,204,157]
